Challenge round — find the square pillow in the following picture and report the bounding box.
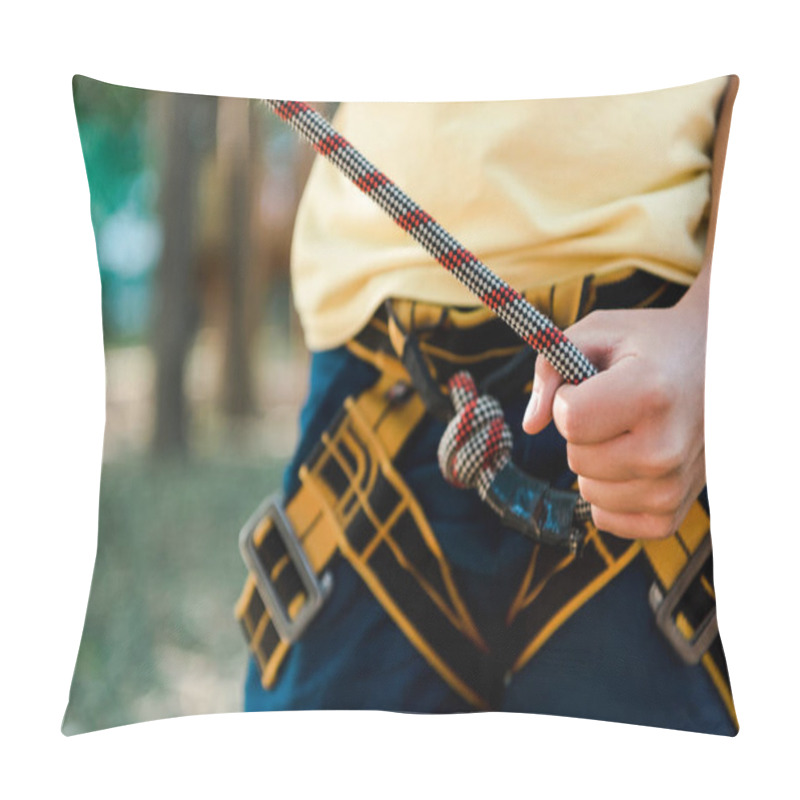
[64,74,738,735]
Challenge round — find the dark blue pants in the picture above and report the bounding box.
[244,346,736,735]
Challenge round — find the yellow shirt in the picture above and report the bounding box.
[291,76,729,351]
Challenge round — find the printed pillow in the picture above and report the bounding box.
[64,74,738,735]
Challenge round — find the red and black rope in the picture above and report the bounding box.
[266,100,598,386]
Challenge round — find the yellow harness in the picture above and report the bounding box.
[235,269,736,726]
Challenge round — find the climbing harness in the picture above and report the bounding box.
[235,96,737,723]
[235,271,734,719]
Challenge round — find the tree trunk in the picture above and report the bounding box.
[218,97,256,417]
[151,92,214,456]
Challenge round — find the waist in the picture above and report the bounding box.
[346,267,686,399]
[293,257,697,352]
[289,267,685,573]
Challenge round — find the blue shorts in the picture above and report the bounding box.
[244,345,736,735]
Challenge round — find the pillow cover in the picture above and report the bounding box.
[64,74,738,735]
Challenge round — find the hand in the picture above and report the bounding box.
[522,275,710,540]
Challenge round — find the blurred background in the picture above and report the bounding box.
[63,77,336,733]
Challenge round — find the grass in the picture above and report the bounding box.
[62,454,285,734]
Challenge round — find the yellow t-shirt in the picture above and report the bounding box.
[291,76,729,351]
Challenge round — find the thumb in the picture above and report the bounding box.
[522,355,562,435]
[521,310,620,436]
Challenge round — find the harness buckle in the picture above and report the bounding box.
[239,493,333,644]
[648,535,718,665]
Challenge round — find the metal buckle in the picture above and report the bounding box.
[648,535,718,665]
[239,493,333,644]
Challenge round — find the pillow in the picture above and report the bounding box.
[64,74,738,735]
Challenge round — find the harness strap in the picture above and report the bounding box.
[236,372,501,706]
[235,364,728,715]
[236,269,734,724]
[345,270,735,722]
[358,271,683,543]
[642,508,737,726]
[235,369,641,708]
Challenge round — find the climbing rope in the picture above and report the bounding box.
[439,371,592,525]
[265,101,597,385]
[266,100,594,529]
[437,371,514,498]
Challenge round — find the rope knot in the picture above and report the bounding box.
[437,371,513,498]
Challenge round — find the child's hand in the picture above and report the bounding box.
[522,287,708,540]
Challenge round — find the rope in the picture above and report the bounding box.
[437,371,513,499]
[265,100,597,386]
[439,372,592,524]
[266,100,594,528]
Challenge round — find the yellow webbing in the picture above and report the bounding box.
[236,267,735,724]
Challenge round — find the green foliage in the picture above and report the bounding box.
[72,76,150,226]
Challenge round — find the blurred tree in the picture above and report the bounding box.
[73,76,148,222]
[73,76,155,343]
[151,91,216,456]
[219,97,258,417]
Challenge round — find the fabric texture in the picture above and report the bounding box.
[291,77,728,350]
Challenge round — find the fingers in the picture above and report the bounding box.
[578,474,684,516]
[518,306,707,541]
[522,356,561,435]
[589,507,681,540]
[523,309,624,437]
[552,358,652,445]
[578,448,706,539]
[566,431,681,482]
